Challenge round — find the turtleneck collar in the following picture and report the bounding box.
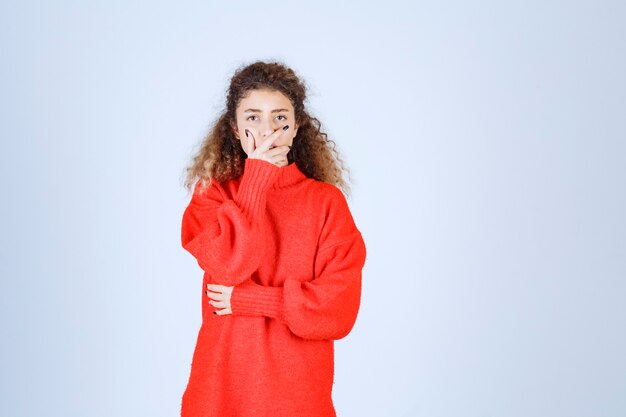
[271,161,307,189]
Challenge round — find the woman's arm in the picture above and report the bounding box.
[229,187,368,341]
[181,158,280,286]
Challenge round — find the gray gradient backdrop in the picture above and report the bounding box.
[1,1,625,416]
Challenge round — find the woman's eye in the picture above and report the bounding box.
[246,115,287,121]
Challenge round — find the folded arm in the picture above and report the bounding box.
[230,186,368,341]
[181,158,280,286]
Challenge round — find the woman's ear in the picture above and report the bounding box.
[230,122,240,140]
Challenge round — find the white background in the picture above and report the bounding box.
[1,1,624,416]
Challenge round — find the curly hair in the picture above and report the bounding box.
[182,60,352,198]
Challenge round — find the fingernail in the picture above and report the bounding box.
[282,125,289,131]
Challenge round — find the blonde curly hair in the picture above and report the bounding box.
[182,60,352,198]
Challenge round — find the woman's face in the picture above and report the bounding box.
[232,88,299,156]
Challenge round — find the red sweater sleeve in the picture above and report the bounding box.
[181,158,280,286]
[230,187,367,341]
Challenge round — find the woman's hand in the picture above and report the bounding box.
[206,283,234,316]
[244,125,291,167]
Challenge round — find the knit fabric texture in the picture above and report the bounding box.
[180,157,367,417]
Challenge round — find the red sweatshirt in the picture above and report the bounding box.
[179,158,367,417]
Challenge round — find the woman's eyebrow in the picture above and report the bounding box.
[244,108,289,113]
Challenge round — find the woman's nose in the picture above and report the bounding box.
[260,118,281,136]
[259,124,275,138]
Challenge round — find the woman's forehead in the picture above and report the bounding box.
[240,89,292,109]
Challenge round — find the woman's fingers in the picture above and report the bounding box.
[206,283,233,315]
[206,286,226,300]
[267,146,290,161]
[207,283,228,292]
[244,129,255,155]
[248,125,290,165]
[208,299,228,308]
[257,125,288,153]
[266,144,290,166]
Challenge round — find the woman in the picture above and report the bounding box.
[180,60,367,417]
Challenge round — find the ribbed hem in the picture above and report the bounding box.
[235,158,280,220]
[231,279,283,319]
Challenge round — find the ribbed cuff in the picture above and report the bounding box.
[235,158,280,221]
[231,279,283,319]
